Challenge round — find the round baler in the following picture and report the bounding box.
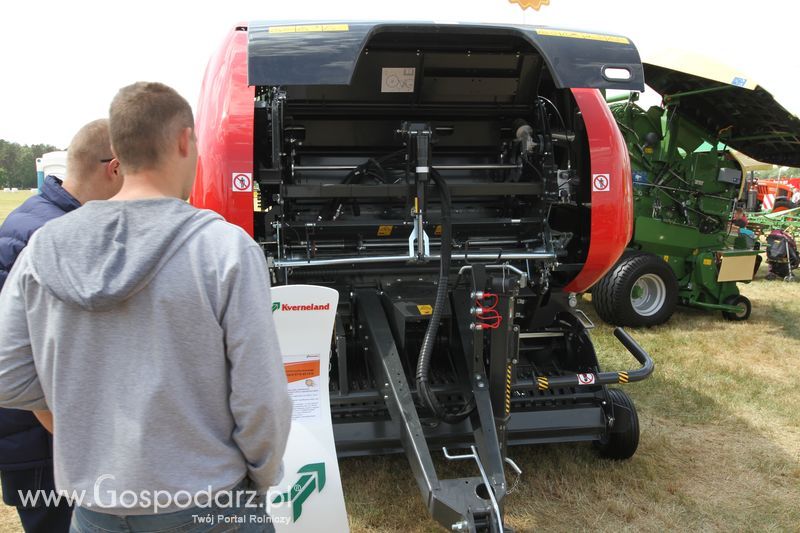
[593,60,800,326]
[192,22,654,532]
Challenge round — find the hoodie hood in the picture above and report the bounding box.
[29,198,221,311]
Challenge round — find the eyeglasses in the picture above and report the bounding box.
[100,158,115,163]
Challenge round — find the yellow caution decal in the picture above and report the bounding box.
[505,364,513,416]
[535,28,629,45]
[537,376,549,391]
[269,24,350,34]
[377,225,393,237]
[618,371,629,384]
[663,255,670,262]
[703,258,713,266]
[417,304,433,316]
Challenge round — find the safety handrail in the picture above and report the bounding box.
[532,327,654,390]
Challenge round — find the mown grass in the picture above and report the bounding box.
[0,191,34,225]
[0,189,797,531]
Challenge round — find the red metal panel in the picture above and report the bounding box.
[190,25,255,235]
[564,88,633,293]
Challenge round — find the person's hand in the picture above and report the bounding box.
[34,409,54,433]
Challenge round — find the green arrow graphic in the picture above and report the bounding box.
[297,462,325,490]
[272,462,326,522]
[272,301,280,313]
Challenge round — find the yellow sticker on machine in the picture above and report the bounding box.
[703,258,713,266]
[417,305,433,315]
[377,225,393,237]
[663,255,670,262]
[535,29,629,44]
[268,24,350,34]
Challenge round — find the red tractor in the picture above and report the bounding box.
[753,178,800,212]
[192,22,653,532]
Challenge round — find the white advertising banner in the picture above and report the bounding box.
[269,285,349,532]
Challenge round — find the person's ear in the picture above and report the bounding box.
[106,159,121,179]
[178,127,193,158]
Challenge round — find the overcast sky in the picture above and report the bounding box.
[1,0,798,147]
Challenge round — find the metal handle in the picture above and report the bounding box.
[442,446,503,530]
[533,327,654,390]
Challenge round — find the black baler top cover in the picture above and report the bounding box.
[644,63,800,167]
[247,21,644,91]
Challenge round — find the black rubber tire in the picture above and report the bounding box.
[721,294,751,321]
[592,252,679,327]
[594,389,639,460]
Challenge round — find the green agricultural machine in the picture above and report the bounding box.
[592,60,800,326]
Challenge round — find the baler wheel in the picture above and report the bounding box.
[721,294,751,321]
[592,252,678,327]
[594,389,639,460]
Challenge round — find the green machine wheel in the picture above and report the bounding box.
[721,294,751,321]
[593,252,679,327]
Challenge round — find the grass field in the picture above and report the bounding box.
[0,191,798,532]
[0,191,34,226]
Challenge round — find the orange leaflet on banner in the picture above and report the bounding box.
[284,360,321,383]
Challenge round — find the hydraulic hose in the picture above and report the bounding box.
[415,170,475,423]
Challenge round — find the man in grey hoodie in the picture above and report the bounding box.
[0,82,292,532]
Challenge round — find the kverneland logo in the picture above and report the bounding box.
[278,302,331,312]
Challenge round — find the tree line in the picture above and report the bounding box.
[0,139,61,189]
[754,167,800,180]
[1,136,798,190]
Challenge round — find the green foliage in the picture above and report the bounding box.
[754,166,800,179]
[0,139,61,189]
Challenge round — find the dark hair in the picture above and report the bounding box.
[109,82,194,172]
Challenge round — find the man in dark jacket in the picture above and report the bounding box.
[0,119,123,532]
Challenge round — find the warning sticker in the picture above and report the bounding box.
[577,373,596,385]
[232,172,253,192]
[417,304,433,315]
[381,68,415,93]
[268,24,349,34]
[535,29,629,45]
[592,174,610,193]
[377,225,393,237]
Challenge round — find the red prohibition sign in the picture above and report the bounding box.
[233,174,251,191]
[593,174,609,191]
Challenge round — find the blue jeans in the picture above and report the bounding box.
[69,480,275,533]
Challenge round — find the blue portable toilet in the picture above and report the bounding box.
[35,158,44,192]
[40,151,68,189]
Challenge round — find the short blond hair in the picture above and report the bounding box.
[66,119,112,181]
[109,82,194,173]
